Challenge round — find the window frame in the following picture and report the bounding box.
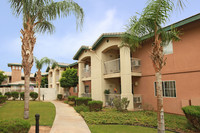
[84,85,90,93]
[154,80,177,98]
[73,86,77,93]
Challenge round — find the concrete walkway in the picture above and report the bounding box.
[50,101,91,133]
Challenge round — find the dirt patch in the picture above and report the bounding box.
[29,126,51,133]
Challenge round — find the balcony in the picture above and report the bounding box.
[131,58,141,73]
[82,67,91,78]
[81,93,91,98]
[56,76,59,82]
[105,94,121,106]
[49,77,52,83]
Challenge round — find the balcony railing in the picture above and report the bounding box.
[82,67,91,78]
[104,58,120,74]
[81,93,91,98]
[131,58,141,73]
[105,94,121,106]
[56,76,59,82]
[49,77,52,83]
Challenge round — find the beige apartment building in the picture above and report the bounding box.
[73,14,200,114]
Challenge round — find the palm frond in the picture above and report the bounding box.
[34,21,55,34]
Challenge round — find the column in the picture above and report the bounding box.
[78,61,85,97]
[120,46,134,110]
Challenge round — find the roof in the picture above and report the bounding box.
[0,80,36,87]
[8,63,22,67]
[58,62,69,68]
[73,13,200,60]
[67,62,78,67]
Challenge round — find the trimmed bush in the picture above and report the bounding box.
[75,97,92,106]
[68,101,75,106]
[113,97,130,111]
[74,105,89,113]
[0,95,7,104]
[4,92,11,99]
[11,92,19,100]
[64,100,68,104]
[30,92,38,101]
[88,100,103,112]
[182,106,200,131]
[57,94,63,100]
[68,96,77,102]
[0,118,31,133]
[0,92,2,95]
[20,92,24,100]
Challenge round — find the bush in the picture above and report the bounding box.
[4,92,11,99]
[30,92,38,101]
[11,92,19,100]
[0,95,7,104]
[88,100,103,112]
[20,92,24,100]
[113,97,130,111]
[182,106,200,131]
[68,101,75,106]
[64,100,68,104]
[75,97,92,106]
[0,118,31,133]
[57,94,63,100]
[104,89,110,94]
[0,92,2,95]
[74,105,89,113]
[68,96,77,102]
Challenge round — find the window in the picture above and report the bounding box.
[85,85,90,93]
[163,41,173,55]
[154,81,176,97]
[73,86,77,93]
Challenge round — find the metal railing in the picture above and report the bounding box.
[81,93,91,98]
[105,94,121,107]
[131,58,141,73]
[82,67,91,78]
[104,58,120,74]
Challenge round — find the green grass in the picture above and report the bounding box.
[89,125,173,133]
[81,108,192,133]
[0,101,55,126]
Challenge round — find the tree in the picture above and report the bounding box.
[0,71,7,85]
[60,68,78,95]
[9,0,84,119]
[34,57,56,101]
[122,0,181,132]
[41,77,48,88]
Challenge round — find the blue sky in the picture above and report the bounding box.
[0,0,199,73]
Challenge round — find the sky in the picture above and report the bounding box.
[0,0,200,73]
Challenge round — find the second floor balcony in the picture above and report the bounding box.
[82,67,91,78]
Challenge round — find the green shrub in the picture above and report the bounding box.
[68,101,75,106]
[11,92,19,100]
[0,95,7,104]
[0,118,31,133]
[68,96,77,102]
[113,97,130,111]
[75,97,92,106]
[88,100,103,112]
[30,92,38,101]
[0,92,2,95]
[104,89,110,94]
[57,94,63,100]
[20,92,24,100]
[74,105,89,113]
[64,100,68,104]
[182,106,200,131]
[4,92,11,99]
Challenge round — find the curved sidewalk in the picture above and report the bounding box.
[50,101,91,133]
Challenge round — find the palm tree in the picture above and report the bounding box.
[122,0,181,132]
[9,0,84,119]
[34,57,56,101]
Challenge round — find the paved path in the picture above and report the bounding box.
[50,101,91,133]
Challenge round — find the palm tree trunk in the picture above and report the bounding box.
[21,18,36,119]
[156,72,165,133]
[37,70,42,101]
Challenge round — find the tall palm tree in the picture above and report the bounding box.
[34,57,56,101]
[122,0,181,132]
[9,0,84,119]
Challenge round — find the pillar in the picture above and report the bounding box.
[78,61,85,97]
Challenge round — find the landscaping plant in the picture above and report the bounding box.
[30,92,38,101]
[88,101,103,112]
[74,105,89,113]
[113,97,130,111]
[68,101,75,106]
[57,94,63,101]
[0,95,7,104]
[75,97,92,106]
[4,92,11,99]
[68,96,77,102]
[20,92,25,100]
[11,92,19,100]
[0,71,7,85]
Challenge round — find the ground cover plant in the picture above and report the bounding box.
[81,108,193,133]
[0,101,55,126]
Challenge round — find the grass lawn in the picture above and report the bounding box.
[0,101,55,126]
[81,108,193,133]
[89,125,174,133]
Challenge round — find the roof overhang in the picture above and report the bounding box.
[73,46,89,60]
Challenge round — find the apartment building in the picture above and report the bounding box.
[73,13,200,115]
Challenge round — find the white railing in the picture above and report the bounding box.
[56,76,59,82]
[104,58,120,74]
[131,58,141,73]
[82,67,91,78]
[49,77,52,83]
[81,93,91,98]
[105,94,121,106]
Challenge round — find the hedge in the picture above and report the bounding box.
[74,105,89,113]
[0,119,31,133]
[0,95,7,104]
[88,100,103,112]
[11,92,19,100]
[30,92,38,101]
[0,92,2,95]
[4,92,11,99]
[57,94,63,100]
[20,92,24,100]
[75,97,92,106]
[68,96,77,102]
[182,106,200,131]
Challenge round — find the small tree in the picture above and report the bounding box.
[60,68,78,95]
[0,71,7,85]
[41,77,48,88]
